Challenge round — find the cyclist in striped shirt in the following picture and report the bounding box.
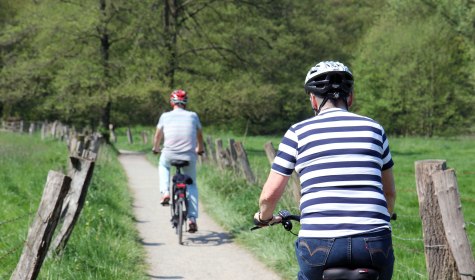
[254,61,396,279]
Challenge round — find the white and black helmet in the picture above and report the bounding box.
[304,61,354,97]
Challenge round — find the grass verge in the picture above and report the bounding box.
[0,132,147,280]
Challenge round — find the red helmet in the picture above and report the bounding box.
[170,89,188,106]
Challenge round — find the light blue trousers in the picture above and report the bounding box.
[158,155,199,219]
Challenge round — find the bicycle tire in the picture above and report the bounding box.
[177,198,185,244]
[170,184,177,228]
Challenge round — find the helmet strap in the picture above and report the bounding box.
[313,93,351,115]
[310,93,328,115]
[314,96,330,116]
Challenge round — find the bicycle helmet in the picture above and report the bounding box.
[304,61,354,114]
[170,89,188,106]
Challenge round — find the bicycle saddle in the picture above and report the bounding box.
[323,268,379,280]
[170,160,189,168]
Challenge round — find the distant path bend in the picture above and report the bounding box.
[117,151,282,280]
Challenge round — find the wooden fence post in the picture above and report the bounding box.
[206,136,217,164]
[264,141,301,204]
[215,139,231,170]
[41,122,47,140]
[126,127,133,144]
[141,131,149,145]
[415,160,459,280]
[198,141,207,164]
[234,141,256,184]
[228,139,238,172]
[51,155,96,255]
[28,123,35,135]
[109,124,116,143]
[433,169,475,280]
[11,171,71,280]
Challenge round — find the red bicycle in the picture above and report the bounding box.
[169,160,192,245]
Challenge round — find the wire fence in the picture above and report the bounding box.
[0,211,34,277]
[390,211,475,278]
[0,211,34,227]
[0,241,24,263]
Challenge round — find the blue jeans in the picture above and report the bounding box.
[158,155,199,219]
[295,229,394,280]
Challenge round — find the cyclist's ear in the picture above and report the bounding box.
[347,91,354,107]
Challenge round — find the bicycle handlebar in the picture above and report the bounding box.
[251,210,300,231]
[251,210,397,232]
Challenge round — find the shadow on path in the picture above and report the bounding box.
[184,230,234,246]
[147,274,184,279]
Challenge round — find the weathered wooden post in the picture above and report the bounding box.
[264,141,301,204]
[11,171,71,280]
[51,121,59,139]
[109,124,116,143]
[433,169,475,280]
[215,139,231,170]
[228,139,238,172]
[28,123,35,135]
[51,155,96,255]
[415,160,459,280]
[126,127,133,144]
[141,131,149,145]
[206,136,217,164]
[233,141,256,184]
[41,122,47,140]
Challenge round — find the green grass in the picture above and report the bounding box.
[0,132,147,280]
[112,128,475,280]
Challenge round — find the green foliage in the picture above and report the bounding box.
[0,1,473,136]
[353,0,475,136]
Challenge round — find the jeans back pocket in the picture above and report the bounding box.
[297,237,334,267]
[364,234,394,269]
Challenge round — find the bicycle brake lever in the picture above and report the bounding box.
[278,209,291,219]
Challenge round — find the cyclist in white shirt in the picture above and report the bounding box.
[153,89,204,233]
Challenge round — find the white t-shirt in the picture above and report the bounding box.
[157,108,202,161]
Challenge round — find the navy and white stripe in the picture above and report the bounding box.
[272,108,394,238]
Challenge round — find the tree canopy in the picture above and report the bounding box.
[1,0,473,136]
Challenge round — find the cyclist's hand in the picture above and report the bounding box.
[196,147,204,155]
[253,212,281,227]
[152,147,161,155]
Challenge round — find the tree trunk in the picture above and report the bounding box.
[163,0,178,88]
[99,0,111,129]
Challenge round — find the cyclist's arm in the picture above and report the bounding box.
[382,167,396,215]
[153,127,163,153]
[258,171,290,220]
[196,128,204,154]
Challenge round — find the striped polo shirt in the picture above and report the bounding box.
[272,108,394,238]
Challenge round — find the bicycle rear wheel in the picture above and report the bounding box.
[177,198,185,244]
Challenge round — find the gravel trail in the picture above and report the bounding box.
[118,152,282,280]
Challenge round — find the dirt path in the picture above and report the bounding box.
[117,152,282,280]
